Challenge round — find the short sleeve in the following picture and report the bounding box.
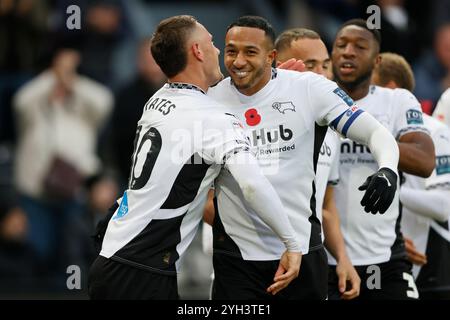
[201,112,251,164]
[433,88,450,128]
[392,89,429,139]
[328,133,341,185]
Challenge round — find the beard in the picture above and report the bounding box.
[333,64,374,92]
[232,65,266,91]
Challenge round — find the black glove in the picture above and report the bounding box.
[358,167,398,214]
[91,202,118,254]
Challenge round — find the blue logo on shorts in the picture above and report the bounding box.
[333,88,354,107]
[406,109,423,125]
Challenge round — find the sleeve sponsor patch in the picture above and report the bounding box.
[436,155,450,175]
[333,88,354,107]
[228,115,251,147]
[113,191,128,220]
[406,109,424,125]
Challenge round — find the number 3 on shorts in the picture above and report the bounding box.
[402,272,419,299]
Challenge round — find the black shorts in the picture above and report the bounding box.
[328,258,419,300]
[212,248,328,300]
[88,255,179,300]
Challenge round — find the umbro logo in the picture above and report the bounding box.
[272,101,296,114]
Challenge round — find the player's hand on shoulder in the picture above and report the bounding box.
[358,167,398,214]
[266,250,302,295]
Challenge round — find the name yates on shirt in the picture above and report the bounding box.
[144,96,176,116]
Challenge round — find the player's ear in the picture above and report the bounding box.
[192,43,204,62]
[374,53,381,67]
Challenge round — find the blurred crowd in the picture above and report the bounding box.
[0,0,449,298]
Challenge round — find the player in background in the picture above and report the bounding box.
[275,27,360,300]
[372,52,450,300]
[329,19,435,300]
[88,15,302,300]
[207,16,400,300]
